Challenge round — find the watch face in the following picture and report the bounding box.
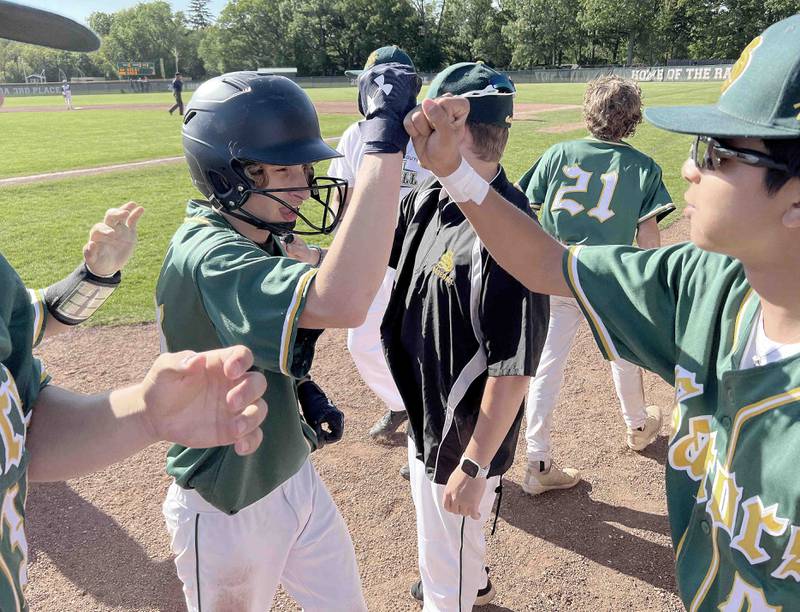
[460,458,479,478]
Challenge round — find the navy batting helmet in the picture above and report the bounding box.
[182,71,348,236]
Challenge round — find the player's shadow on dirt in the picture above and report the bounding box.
[26,481,185,611]
[638,435,669,465]
[500,480,677,593]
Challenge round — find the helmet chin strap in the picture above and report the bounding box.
[213,200,297,237]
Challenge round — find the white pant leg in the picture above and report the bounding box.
[408,440,498,612]
[280,463,367,611]
[162,460,364,612]
[525,295,583,463]
[347,268,405,413]
[609,358,646,430]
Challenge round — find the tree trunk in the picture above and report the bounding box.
[626,35,634,66]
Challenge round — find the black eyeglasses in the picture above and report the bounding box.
[690,135,790,173]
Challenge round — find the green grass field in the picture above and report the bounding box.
[0,80,716,325]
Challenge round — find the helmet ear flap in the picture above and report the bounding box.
[208,170,237,208]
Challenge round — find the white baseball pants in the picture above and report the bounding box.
[347,268,405,413]
[408,439,497,612]
[162,459,366,612]
[525,295,646,463]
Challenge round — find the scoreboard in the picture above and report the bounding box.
[117,62,156,77]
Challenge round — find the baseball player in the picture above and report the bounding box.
[0,6,269,612]
[407,15,800,610]
[156,63,417,610]
[61,79,72,110]
[382,62,549,609]
[168,72,183,116]
[518,75,675,495]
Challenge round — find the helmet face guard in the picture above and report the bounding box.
[219,167,349,237]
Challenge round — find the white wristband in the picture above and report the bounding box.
[438,158,490,205]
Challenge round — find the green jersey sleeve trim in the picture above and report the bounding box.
[28,288,46,348]
[278,268,318,376]
[638,202,676,224]
[563,245,621,361]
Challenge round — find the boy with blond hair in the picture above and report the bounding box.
[518,75,675,495]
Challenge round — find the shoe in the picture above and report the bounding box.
[399,463,410,481]
[368,409,408,441]
[168,109,173,115]
[410,568,495,605]
[522,460,580,496]
[627,405,662,451]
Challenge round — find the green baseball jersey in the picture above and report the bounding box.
[156,201,322,514]
[564,242,800,611]
[0,256,50,612]
[518,138,674,246]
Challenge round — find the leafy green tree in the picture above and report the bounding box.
[199,0,296,74]
[445,0,511,67]
[579,0,659,65]
[504,0,582,67]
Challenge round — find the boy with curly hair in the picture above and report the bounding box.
[516,75,676,495]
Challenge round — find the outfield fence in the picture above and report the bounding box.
[0,62,735,97]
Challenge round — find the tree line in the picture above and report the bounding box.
[0,0,797,83]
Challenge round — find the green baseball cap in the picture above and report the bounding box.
[0,0,100,52]
[426,62,516,128]
[645,15,800,139]
[344,45,416,78]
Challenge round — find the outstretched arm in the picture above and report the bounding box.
[26,345,268,481]
[405,97,571,298]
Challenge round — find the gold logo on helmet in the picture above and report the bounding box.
[433,249,455,285]
[794,102,800,121]
[722,36,762,94]
[365,51,379,69]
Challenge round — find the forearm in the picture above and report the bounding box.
[42,313,70,339]
[26,384,156,482]
[300,153,402,328]
[463,375,530,467]
[456,190,571,297]
[636,217,661,249]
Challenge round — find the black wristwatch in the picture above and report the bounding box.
[459,455,489,479]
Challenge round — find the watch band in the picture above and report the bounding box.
[459,455,489,479]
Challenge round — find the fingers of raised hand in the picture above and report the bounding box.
[218,345,255,379]
[234,420,264,456]
[226,371,267,416]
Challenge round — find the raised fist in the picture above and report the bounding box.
[357,62,419,154]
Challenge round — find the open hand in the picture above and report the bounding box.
[404,96,470,177]
[139,345,268,455]
[83,202,144,277]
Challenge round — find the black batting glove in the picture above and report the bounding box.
[298,379,344,449]
[357,62,418,154]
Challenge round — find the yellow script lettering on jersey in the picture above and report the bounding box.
[0,366,25,473]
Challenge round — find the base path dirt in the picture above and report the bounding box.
[26,217,690,611]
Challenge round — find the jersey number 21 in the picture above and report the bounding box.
[552,165,618,223]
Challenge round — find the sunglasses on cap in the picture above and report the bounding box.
[690,135,790,173]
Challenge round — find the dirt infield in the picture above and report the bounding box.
[26,218,689,611]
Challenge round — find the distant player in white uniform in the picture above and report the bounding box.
[286,46,431,458]
[61,79,72,110]
[516,76,676,495]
